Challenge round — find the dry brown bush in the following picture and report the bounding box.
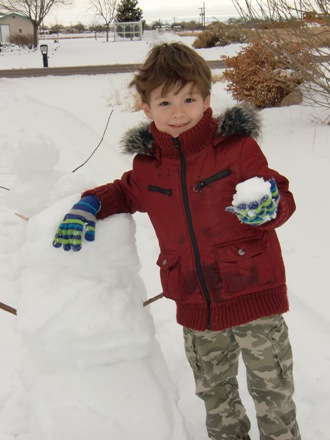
[223,39,312,108]
[232,0,330,114]
[193,22,250,48]
[211,72,226,83]
[8,33,34,48]
[176,31,200,37]
[193,30,221,48]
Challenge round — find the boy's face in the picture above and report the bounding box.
[141,82,210,138]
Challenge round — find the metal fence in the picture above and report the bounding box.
[113,21,143,41]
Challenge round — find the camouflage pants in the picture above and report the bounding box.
[183,314,301,440]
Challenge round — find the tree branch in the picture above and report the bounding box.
[72,109,114,173]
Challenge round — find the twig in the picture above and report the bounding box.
[72,109,114,173]
[0,293,162,314]
[0,301,17,316]
[15,212,29,221]
[0,186,10,191]
[0,292,163,315]
[143,293,163,307]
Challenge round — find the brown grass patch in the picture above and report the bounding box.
[251,25,330,47]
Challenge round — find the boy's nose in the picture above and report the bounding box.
[172,105,185,117]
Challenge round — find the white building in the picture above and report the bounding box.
[0,12,33,43]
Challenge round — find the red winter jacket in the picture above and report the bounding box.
[83,105,296,331]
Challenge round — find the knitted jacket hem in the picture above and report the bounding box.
[175,285,289,331]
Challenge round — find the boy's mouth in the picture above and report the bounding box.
[170,122,189,129]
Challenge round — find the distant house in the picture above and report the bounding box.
[0,12,33,43]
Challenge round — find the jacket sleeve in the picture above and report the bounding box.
[239,137,296,229]
[81,157,145,219]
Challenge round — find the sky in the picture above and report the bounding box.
[1,32,330,440]
[45,0,239,26]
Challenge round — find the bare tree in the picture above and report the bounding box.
[232,0,330,115]
[88,0,118,42]
[0,0,73,47]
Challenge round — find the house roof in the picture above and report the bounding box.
[0,12,32,22]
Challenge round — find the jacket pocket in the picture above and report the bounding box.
[193,169,231,192]
[156,251,181,300]
[214,236,275,298]
[148,185,172,196]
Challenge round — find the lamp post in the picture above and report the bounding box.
[40,44,48,67]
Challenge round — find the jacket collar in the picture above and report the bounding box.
[149,107,217,159]
[120,103,261,158]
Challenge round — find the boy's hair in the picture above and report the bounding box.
[130,42,212,104]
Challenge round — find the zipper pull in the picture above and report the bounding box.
[173,138,181,149]
[193,182,204,192]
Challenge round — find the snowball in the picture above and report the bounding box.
[232,176,271,206]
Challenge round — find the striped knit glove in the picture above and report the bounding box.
[226,178,280,226]
[52,195,101,251]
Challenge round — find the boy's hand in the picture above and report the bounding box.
[226,178,280,226]
[52,195,101,251]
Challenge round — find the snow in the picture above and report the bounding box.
[227,177,276,223]
[0,32,244,69]
[0,31,330,440]
[231,177,271,206]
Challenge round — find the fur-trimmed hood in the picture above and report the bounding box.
[121,103,261,156]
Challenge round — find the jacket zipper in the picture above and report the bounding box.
[148,185,172,196]
[173,138,212,329]
[193,169,231,192]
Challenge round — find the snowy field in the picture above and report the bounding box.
[0,31,240,69]
[0,31,330,440]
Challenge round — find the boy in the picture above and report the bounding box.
[53,42,301,440]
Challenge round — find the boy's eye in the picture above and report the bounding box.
[159,101,170,106]
[185,98,195,103]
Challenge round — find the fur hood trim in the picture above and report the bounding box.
[121,103,261,156]
[121,122,155,156]
[216,103,261,139]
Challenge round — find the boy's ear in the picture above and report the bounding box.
[204,94,211,111]
[141,102,153,120]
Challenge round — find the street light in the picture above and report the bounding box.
[40,44,48,68]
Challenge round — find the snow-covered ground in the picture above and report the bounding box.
[0,31,242,69]
[0,31,329,440]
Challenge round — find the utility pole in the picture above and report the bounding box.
[199,2,206,30]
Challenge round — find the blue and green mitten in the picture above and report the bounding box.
[52,195,101,251]
[226,178,280,226]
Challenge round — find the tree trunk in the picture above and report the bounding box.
[33,23,39,48]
